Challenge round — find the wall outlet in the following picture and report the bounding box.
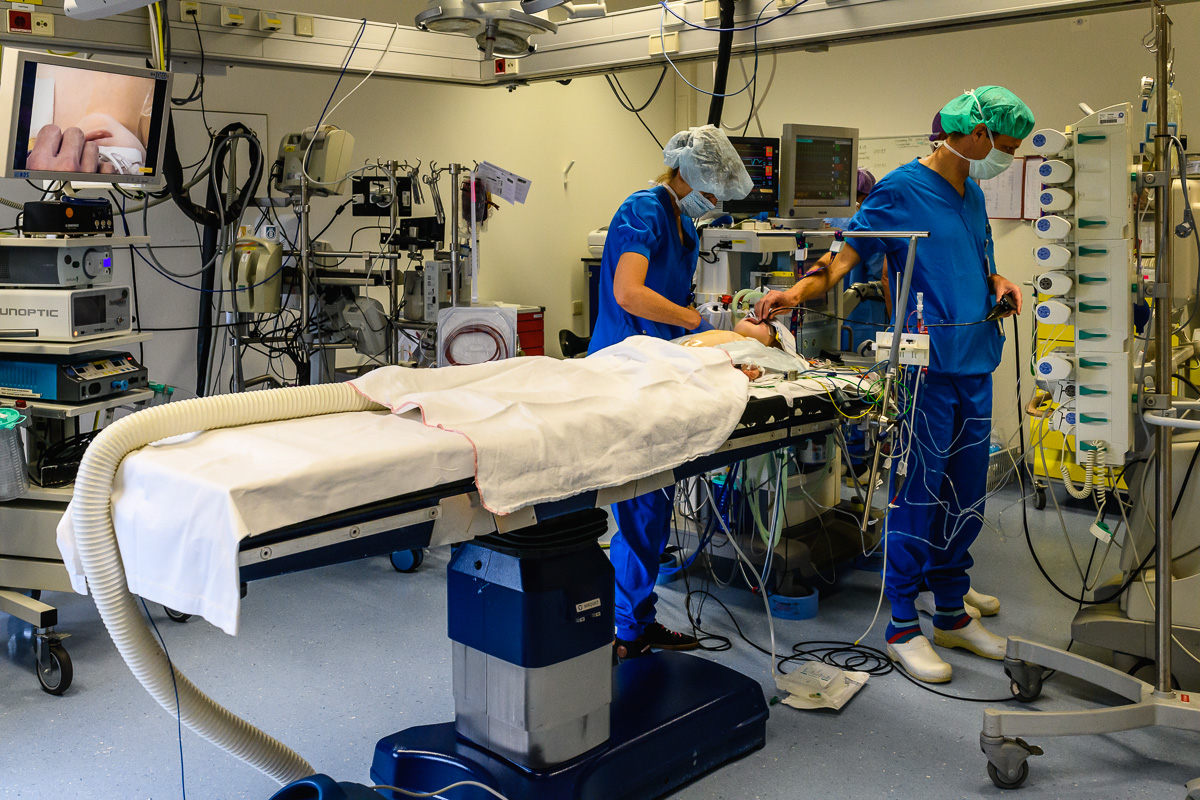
[180,1,199,19]
[648,32,678,55]
[573,300,583,316]
[220,5,245,27]
[31,12,53,36]
[494,58,519,76]
[294,14,314,37]
[258,10,282,31]
[6,9,32,33]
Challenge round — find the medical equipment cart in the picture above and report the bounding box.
[0,329,153,695]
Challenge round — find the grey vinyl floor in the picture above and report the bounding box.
[2,483,1197,800]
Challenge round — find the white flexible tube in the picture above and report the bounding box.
[71,383,383,785]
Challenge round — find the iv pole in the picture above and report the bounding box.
[979,6,1200,796]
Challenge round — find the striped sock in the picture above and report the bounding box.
[933,605,973,631]
[886,617,921,645]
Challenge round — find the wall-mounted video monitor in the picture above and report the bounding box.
[0,49,173,187]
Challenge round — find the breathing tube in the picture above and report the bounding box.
[69,385,383,784]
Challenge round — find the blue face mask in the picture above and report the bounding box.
[663,183,715,218]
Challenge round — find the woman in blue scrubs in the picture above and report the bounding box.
[754,87,1034,683]
[590,125,752,660]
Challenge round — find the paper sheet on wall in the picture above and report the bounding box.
[979,157,1024,220]
[477,161,531,204]
[1022,157,1046,220]
[857,135,930,180]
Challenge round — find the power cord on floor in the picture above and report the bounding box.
[372,781,509,799]
[140,598,186,800]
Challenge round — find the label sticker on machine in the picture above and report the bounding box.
[575,598,601,613]
[1098,110,1125,125]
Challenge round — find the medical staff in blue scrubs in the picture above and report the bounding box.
[755,87,1034,683]
[590,125,752,660]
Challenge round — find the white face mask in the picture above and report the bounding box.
[941,91,1014,181]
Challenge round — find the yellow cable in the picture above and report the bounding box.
[824,384,872,420]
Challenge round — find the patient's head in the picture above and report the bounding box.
[733,318,777,348]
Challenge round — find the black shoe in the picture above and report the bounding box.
[639,622,700,651]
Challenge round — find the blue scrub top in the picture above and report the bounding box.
[589,186,701,353]
[847,159,1002,377]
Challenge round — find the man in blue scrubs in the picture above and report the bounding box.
[755,87,1034,682]
[590,125,752,660]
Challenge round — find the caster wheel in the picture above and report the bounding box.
[391,549,424,573]
[988,760,1029,790]
[36,643,72,696]
[1010,679,1041,703]
[164,607,192,623]
[1033,487,1046,511]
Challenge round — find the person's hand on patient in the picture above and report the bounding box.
[752,288,797,324]
[27,124,116,174]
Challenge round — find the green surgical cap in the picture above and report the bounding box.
[939,85,1036,140]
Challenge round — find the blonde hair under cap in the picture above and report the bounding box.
[662,125,754,202]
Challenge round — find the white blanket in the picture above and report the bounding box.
[57,411,477,634]
[56,338,749,634]
[350,336,750,514]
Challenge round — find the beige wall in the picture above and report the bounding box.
[689,4,1199,440]
[86,64,677,392]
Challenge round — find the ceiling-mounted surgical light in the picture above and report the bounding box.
[416,0,558,59]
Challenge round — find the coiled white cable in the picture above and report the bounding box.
[70,384,382,785]
[1060,442,1106,501]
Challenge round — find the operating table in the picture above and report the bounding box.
[57,350,872,800]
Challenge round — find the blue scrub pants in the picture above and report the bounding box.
[610,487,675,641]
[885,372,991,620]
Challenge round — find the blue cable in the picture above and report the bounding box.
[141,598,186,800]
[315,19,367,131]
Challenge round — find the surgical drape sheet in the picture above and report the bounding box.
[350,336,749,514]
[57,411,476,634]
[56,337,749,635]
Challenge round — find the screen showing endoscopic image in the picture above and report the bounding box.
[12,60,167,177]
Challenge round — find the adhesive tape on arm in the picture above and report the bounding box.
[1037,354,1075,381]
[1035,300,1073,325]
[1030,129,1070,156]
[1033,243,1072,268]
[1035,271,1073,296]
[1039,188,1074,213]
[1033,215,1073,240]
[1038,160,1074,184]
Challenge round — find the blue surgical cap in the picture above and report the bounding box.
[940,86,1036,140]
[663,125,754,202]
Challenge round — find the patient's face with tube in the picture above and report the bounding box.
[676,318,782,380]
